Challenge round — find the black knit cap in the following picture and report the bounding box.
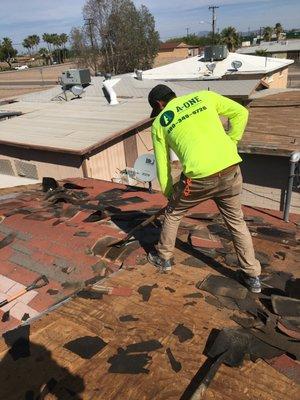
[148,84,176,118]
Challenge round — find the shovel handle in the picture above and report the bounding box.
[0,275,49,309]
[0,299,9,308]
[113,208,165,247]
[190,351,228,400]
[26,275,49,291]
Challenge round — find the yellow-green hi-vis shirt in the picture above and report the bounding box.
[151,90,249,198]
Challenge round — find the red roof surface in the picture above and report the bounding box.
[0,177,299,335]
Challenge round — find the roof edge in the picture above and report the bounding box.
[0,117,153,156]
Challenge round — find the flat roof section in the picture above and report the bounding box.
[0,76,261,155]
[241,90,300,156]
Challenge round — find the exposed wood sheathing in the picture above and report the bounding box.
[0,263,299,400]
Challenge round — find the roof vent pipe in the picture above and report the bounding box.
[103,78,120,105]
[283,151,300,222]
[134,69,143,80]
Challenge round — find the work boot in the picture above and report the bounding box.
[147,252,172,271]
[236,270,261,294]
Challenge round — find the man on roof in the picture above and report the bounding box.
[148,84,261,293]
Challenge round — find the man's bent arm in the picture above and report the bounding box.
[152,126,173,198]
[207,91,249,144]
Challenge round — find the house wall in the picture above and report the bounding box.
[155,48,191,67]
[269,51,300,61]
[240,153,299,214]
[261,68,289,88]
[0,145,83,181]
[85,140,127,182]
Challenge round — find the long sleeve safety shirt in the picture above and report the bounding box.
[151,90,249,198]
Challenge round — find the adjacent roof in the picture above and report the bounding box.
[0,75,261,155]
[0,78,152,154]
[240,90,300,156]
[238,39,300,55]
[141,52,294,81]
[0,174,39,189]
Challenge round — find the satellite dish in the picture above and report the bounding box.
[231,60,243,70]
[206,63,216,73]
[71,85,84,97]
[133,154,156,183]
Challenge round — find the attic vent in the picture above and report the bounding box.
[0,159,15,176]
[14,160,38,179]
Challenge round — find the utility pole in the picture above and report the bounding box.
[186,27,190,37]
[85,17,95,48]
[208,5,219,45]
[84,17,97,75]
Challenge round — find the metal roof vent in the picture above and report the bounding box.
[102,78,120,106]
[14,160,38,179]
[0,159,15,176]
[134,69,143,80]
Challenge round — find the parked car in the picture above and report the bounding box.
[15,65,29,70]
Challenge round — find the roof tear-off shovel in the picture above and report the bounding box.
[189,329,250,400]
[0,275,49,308]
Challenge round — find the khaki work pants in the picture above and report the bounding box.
[157,165,261,277]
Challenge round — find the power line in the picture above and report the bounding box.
[208,5,219,45]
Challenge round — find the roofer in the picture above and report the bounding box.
[147,84,261,293]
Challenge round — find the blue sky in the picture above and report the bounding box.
[0,0,299,49]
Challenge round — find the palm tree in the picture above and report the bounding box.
[29,34,40,53]
[274,22,283,42]
[220,26,240,52]
[22,37,32,55]
[42,33,53,52]
[263,26,273,42]
[39,47,52,65]
[59,33,68,62]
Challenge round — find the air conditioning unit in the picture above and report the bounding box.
[60,69,91,89]
[204,45,228,61]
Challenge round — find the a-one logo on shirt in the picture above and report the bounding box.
[160,110,175,127]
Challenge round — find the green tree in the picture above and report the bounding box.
[30,34,40,53]
[220,26,240,52]
[59,33,69,62]
[70,27,94,68]
[22,35,40,55]
[42,33,53,52]
[0,37,17,68]
[22,37,32,54]
[263,26,273,42]
[274,22,283,42]
[39,47,53,65]
[255,49,268,57]
[78,0,160,74]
